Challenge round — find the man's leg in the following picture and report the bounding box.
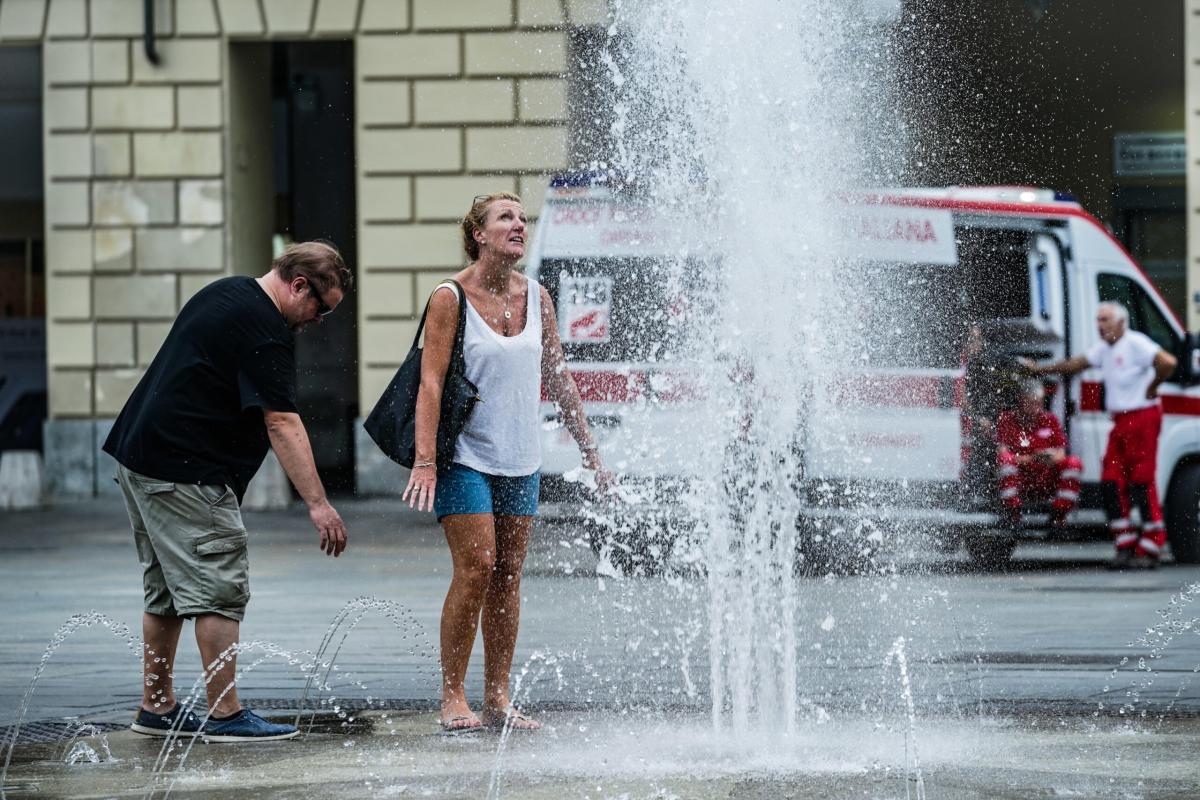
[1051,455,1084,524]
[1101,420,1137,561]
[142,612,184,712]
[1128,407,1166,561]
[194,614,242,718]
[997,449,1022,524]
[118,465,187,717]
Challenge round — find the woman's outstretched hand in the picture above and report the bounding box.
[402,465,437,511]
[584,452,616,495]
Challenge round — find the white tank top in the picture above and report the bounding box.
[446,278,543,476]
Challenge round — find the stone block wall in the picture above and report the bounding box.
[0,0,608,496]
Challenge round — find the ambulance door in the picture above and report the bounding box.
[1028,230,1070,427]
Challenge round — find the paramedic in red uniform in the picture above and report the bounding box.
[1023,302,1177,569]
[995,382,1082,528]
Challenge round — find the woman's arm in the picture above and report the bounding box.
[401,286,459,511]
[539,285,611,485]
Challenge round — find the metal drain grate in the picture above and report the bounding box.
[0,721,126,745]
[250,698,437,711]
[934,652,1147,666]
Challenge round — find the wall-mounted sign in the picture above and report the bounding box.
[1114,132,1185,178]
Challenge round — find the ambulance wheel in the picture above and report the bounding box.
[586,521,675,577]
[794,517,880,576]
[965,537,1016,569]
[1165,464,1200,564]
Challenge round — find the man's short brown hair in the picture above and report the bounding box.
[272,241,353,295]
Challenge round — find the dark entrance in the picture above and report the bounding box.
[1112,186,1186,324]
[0,46,46,453]
[271,42,359,493]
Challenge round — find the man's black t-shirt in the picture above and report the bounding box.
[103,276,297,500]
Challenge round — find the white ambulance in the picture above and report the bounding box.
[527,175,1200,569]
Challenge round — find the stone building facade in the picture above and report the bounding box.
[2,0,1195,500]
[0,0,605,496]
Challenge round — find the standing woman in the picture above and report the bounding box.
[403,192,612,732]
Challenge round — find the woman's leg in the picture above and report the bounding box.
[439,513,496,728]
[481,514,539,728]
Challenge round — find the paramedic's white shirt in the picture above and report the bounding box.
[1085,330,1161,413]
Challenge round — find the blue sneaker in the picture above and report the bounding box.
[131,704,205,737]
[202,709,299,742]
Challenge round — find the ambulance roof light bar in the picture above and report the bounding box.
[877,185,1081,207]
[549,175,1082,208]
[940,186,1075,205]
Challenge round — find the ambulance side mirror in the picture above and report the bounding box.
[1174,333,1200,386]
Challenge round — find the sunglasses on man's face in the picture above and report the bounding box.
[307,281,334,317]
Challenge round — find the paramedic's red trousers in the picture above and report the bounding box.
[1101,404,1165,558]
[997,451,1083,519]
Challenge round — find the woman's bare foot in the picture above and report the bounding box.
[440,696,482,732]
[481,702,542,731]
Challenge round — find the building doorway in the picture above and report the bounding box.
[229,41,358,493]
[0,46,46,453]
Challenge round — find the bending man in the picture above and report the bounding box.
[104,242,351,740]
[1023,301,1176,569]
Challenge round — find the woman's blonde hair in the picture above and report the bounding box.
[461,192,523,262]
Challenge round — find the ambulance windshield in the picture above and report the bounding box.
[847,225,1036,370]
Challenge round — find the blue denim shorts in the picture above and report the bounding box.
[433,463,540,521]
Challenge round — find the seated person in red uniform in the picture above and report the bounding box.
[995,382,1082,527]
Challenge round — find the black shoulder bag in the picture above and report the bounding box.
[363,280,480,474]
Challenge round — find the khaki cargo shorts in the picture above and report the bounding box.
[116,464,251,621]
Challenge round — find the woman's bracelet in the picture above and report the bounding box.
[412,460,435,469]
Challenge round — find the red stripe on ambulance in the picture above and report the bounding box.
[1079,380,1200,416]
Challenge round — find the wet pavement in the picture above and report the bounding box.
[7,711,1200,798]
[3,498,1200,797]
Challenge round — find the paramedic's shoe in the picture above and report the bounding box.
[202,709,299,742]
[1106,550,1134,571]
[131,703,204,737]
[1129,555,1160,571]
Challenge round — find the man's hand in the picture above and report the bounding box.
[1150,350,1177,399]
[309,499,347,556]
[265,409,345,556]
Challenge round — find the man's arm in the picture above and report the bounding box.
[1147,349,1178,399]
[1021,354,1091,378]
[264,409,347,556]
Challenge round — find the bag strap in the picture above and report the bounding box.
[410,280,466,350]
